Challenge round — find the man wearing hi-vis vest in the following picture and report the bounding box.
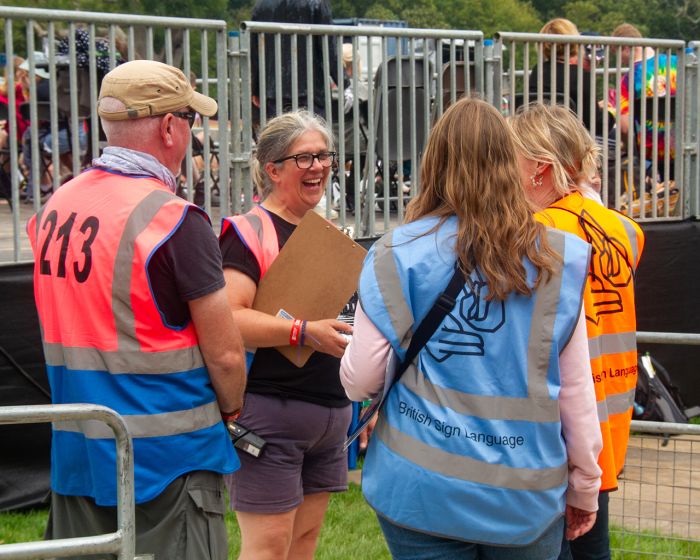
[27,60,246,559]
[511,103,645,560]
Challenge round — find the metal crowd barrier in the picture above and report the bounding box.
[232,22,484,236]
[0,6,229,262]
[494,32,688,222]
[0,404,150,560]
[607,331,700,558]
[611,420,700,559]
[3,8,700,253]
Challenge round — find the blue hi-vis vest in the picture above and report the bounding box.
[359,216,590,546]
[28,170,239,506]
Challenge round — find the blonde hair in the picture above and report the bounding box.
[0,56,25,96]
[342,43,361,77]
[509,103,601,200]
[253,110,333,199]
[612,23,642,38]
[405,97,558,301]
[540,18,579,60]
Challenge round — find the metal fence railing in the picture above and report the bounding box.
[611,420,700,559]
[232,22,484,236]
[0,6,228,262]
[608,331,700,558]
[0,404,151,560]
[494,32,688,223]
[2,8,700,254]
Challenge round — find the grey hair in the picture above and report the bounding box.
[99,96,162,146]
[253,110,334,199]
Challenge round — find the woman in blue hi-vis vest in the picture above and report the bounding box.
[340,98,602,559]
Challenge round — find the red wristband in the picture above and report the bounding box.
[290,318,303,347]
[221,409,241,423]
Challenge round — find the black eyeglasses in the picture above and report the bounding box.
[171,111,197,128]
[273,151,337,169]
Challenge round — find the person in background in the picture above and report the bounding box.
[249,0,346,219]
[608,22,676,177]
[341,97,602,559]
[27,59,247,559]
[334,42,368,214]
[219,110,352,560]
[528,18,604,132]
[19,51,88,203]
[0,55,29,149]
[0,56,28,201]
[250,0,344,120]
[510,103,645,560]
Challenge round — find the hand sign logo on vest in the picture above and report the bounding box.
[426,269,506,363]
[580,209,634,324]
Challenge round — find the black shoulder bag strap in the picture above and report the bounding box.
[393,264,465,382]
[343,264,465,450]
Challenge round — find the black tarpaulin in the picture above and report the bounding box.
[0,262,51,512]
[635,220,700,408]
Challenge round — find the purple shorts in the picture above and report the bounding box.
[226,393,352,513]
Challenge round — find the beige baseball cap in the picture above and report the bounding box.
[98,59,217,121]
[342,43,354,64]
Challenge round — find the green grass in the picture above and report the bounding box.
[0,482,390,559]
[611,526,700,559]
[3,488,699,559]
[0,509,48,545]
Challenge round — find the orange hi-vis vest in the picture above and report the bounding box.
[221,205,280,279]
[537,192,644,491]
[27,168,238,506]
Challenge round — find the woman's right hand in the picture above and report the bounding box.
[565,505,597,540]
[304,319,352,358]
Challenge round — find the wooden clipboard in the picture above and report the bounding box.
[252,210,367,367]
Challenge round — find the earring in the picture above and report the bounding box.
[530,173,543,188]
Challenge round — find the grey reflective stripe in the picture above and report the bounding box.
[54,401,220,439]
[597,400,609,423]
[43,342,205,374]
[373,238,414,349]
[376,419,567,491]
[113,189,178,351]
[614,213,639,268]
[588,332,637,360]
[606,388,636,416]
[526,229,565,402]
[402,362,560,422]
[595,387,635,422]
[244,212,264,245]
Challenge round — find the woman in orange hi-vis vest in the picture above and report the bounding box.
[510,103,644,560]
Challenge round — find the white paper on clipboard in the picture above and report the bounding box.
[343,350,400,451]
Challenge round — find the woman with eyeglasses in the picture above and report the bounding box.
[219,110,352,560]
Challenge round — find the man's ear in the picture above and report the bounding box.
[160,114,174,147]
